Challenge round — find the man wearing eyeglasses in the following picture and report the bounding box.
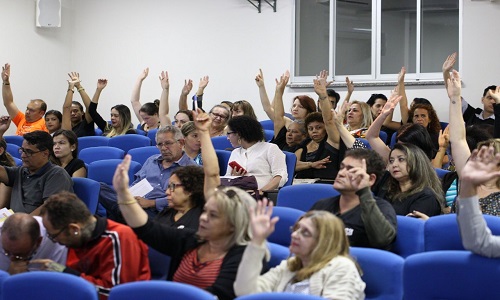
[0,213,67,274]
[99,125,197,222]
[0,119,73,215]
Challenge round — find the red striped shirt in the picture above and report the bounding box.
[173,248,223,289]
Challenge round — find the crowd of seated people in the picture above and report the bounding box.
[1,53,500,299]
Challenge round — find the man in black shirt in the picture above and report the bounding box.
[311,149,396,250]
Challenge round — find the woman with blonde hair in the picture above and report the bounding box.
[234,204,365,299]
[345,101,373,138]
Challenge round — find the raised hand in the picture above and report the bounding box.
[0,116,11,134]
[113,155,131,193]
[438,125,450,149]
[460,146,500,187]
[381,91,402,116]
[446,70,461,100]
[347,158,370,191]
[442,52,457,73]
[159,71,169,90]
[181,79,193,96]
[138,68,149,81]
[255,69,265,88]
[193,108,212,132]
[489,86,500,104]
[397,67,406,84]
[1,64,10,83]
[249,198,279,246]
[67,72,81,88]
[346,77,354,94]
[275,70,290,92]
[198,76,209,90]
[313,77,329,99]
[96,79,108,90]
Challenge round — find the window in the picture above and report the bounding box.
[293,0,459,84]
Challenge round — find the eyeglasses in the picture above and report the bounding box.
[46,226,67,242]
[2,248,36,261]
[156,141,178,148]
[18,147,43,157]
[289,226,314,238]
[167,183,183,192]
[211,112,228,120]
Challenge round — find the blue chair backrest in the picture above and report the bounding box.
[108,281,214,300]
[378,131,387,144]
[2,271,97,300]
[268,206,304,247]
[95,128,103,136]
[72,177,100,214]
[276,184,339,212]
[88,159,142,186]
[267,242,290,268]
[434,167,450,179]
[216,149,232,176]
[356,138,371,149]
[392,215,425,258]
[440,121,449,130]
[0,269,8,299]
[350,247,404,300]
[211,136,233,150]
[3,135,23,147]
[6,143,20,159]
[148,247,171,280]
[283,151,296,187]
[264,129,274,142]
[389,131,397,148]
[404,251,500,300]
[147,128,158,145]
[260,119,274,131]
[79,146,125,164]
[13,157,22,166]
[78,136,110,153]
[128,146,160,165]
[108,134,151,153]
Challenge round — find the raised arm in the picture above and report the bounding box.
[490,86,500,138]
[70,73,93,123]
[193,76,209,110]
[343,76,354,104]
[397,67,410,124]
[1,64,20,120]
[61,74,79,130]
[0,116,12,184]
[193,109,220,198]
[256,69,274,121]
[457,146,500,258]
[382,68,406,131]
[158,71,172,126]
[314,71,340,148]
[272,71,289,137]
[432,126,450,168]
[130,68,149,123]
[88,79,108,131]
[178,79,193,111]
[447,70,470,176]
[442,52,457,89]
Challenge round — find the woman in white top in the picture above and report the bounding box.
[225,115,287,191]
[234,199,365,299]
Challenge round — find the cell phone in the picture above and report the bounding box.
[229,161,246,173]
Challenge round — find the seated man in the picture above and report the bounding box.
[2,64,48,135]
[311,148,397,250]
[0,120,73,215]
[462,85,497,126]
[33,191,151,300]
[99,125,197,221]
[0,213,67,274]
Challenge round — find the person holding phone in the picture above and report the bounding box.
[226,116,287,192]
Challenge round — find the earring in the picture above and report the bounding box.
[74,232,78,235]
[238,138,241,144]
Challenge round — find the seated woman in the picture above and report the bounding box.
[114,109,266,300]
[174,110,193,129]
[88,79,136,137]
[44,110,62,135]
[408,103,441,151]
[270,71,311,152]
[345,101,373,138]
[154,165,204,229]
[231,100,257,120]
[379,143,444,217]
[130,68,161,133]
[52,129,86,178]
[234,204,365,298]
[180,121,202,165]
[226,116,287,191]
[209,105,230,137]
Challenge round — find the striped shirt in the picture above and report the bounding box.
[173,248,223,289]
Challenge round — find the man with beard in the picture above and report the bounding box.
[98,126,196,222]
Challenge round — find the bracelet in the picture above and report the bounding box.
[77,87,85,92]
[67,89,74,93]
[117,199,138,205]
[2,82,9,86]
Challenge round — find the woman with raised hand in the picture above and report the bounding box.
[88,79,136,137]
[234,200,365,299]
[114,109,265,300]
[130,68,161,133]
[52,129,86,178]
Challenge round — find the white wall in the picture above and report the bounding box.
[0,0,499,135]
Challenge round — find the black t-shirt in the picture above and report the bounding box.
[295,137,339,180]
[311,195,397,249]
[379,187,442,217]
[64,158,86,177]
[270,126,300,153]
[72,119,95,137]
[154,205,202,231]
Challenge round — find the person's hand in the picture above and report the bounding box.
[313,73,332,99]
[442,52,457,74]
[255,69,265,88]
[275,70,290,92]
[0,116,11,134]
[231,167,247,176]
[138,68,149,81]
[381,91,402,116]
[113,155,131,193]
[7,260,29,275]
[67,72,81,89]
[29,259,65,272]
[446,70,461,100]
[489,86,500,104]
[460,146,500,187]
[346,76,354,94]
[96,79,108,90]
[2,63,10,83]
[347,158,370,191]
[198,76,209,90]
[249,198,279,246]
[438,126,450,149]
[311,156,331,169]
[193,108,212,132]
[397,66,406,84]
[181,79,193,96]
[159,71,169,90]
[407,211,429,220]
[134,196,156,209]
